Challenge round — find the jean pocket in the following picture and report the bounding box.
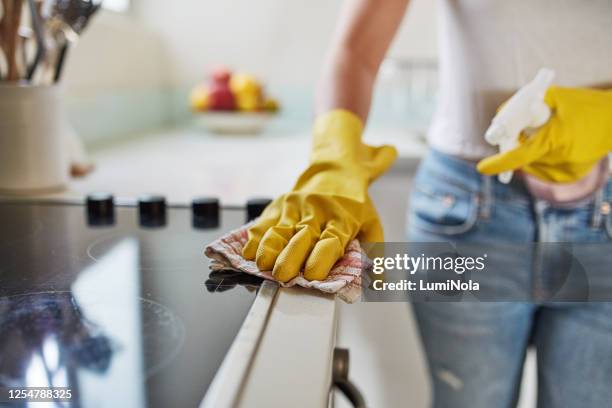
[409,181,480,236]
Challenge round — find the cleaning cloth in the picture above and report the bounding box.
[204,222,366,303]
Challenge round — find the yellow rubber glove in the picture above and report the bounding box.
[242,109,397,282]
[477,86,612,182]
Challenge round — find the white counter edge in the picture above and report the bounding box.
[200,280,279,408]
[236,287,338,408]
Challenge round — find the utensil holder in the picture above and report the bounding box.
[0,84,69,194]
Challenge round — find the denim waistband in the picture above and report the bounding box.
[420,148,612,227]
[419,148,529,196]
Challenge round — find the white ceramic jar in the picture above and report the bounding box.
[0,84,69,193]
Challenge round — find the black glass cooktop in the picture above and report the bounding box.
[0,198,264,408]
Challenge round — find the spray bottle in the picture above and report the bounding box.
[484,68,556,183]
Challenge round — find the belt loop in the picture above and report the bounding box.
[591,188,604,229]
[479,175,493,219]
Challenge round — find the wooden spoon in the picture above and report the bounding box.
[0,0,8,79]
[4,0,23,81]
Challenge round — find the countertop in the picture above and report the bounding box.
[23,125,427,206]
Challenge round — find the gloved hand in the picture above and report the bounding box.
[242,109,397,282]
[477,86,612,182]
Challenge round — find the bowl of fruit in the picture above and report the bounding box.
[190,67,280,134]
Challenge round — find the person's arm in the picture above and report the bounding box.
[242,0,409,282]
[316,0,410,120]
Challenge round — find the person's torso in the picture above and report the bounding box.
[428,0,612,159]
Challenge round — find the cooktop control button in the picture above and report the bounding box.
[246,198,272,222]
[139,194,167,227]
[86,192,115,226]
[192,197,220,229]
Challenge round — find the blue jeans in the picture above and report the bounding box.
[408,149,612,408]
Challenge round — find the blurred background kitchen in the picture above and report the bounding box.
[0,1,537,406]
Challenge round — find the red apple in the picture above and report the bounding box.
[211,66,231,85]
[208,83,236,111]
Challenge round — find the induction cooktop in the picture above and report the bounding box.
[0,195,271,408]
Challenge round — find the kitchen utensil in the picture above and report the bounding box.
[0,1,7,79]
[1,1,8,79]
[2,0,23,81]
[52,40,67,81]
[0,50,5,82]
[24,0,46,80]
[18,26,29,68]
[43,0,101,83]
[47,0,101,40]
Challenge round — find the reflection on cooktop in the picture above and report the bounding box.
[139,297,185,376]
[0,292,114,389]
[0,292,186,383]
[205,270,264,293]
[87,233,209,271]
[0,201,261,408]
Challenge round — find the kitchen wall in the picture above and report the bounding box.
[132,0,437,87]
[63,0,438,143]
[62,10,172,145]
[133,0,438,125]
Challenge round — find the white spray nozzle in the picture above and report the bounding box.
[484,68,556,183]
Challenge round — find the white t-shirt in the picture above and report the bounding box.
[428,0,612,159]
